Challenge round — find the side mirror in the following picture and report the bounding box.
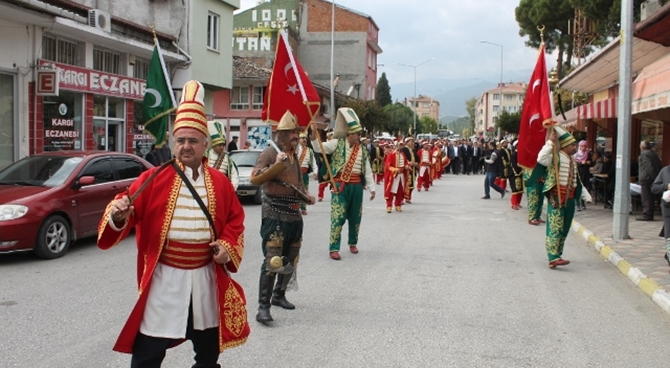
[78,176,96,187]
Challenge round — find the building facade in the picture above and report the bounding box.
[0,0,239,170]
[213,0,381,148]
[474,82,526,136]
[403,95,440,122]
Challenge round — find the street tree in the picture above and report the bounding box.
[515,0,574,78]
[465,97,477,134]
[342,99,387,135]
[382,102,413,136]
[376,73,392,107]
[497,110,521,135]
[418,116,438,134]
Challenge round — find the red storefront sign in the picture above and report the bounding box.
[36,70,59,96]
[38,60,146,100]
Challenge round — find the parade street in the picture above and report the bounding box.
[1,173,669,368]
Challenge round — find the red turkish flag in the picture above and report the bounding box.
[517,44,553,169]
[262,30,321,128]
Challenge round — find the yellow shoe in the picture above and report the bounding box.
[386,207,392,213]
[395,206,402,212]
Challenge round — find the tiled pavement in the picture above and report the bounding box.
[571,202,670,312]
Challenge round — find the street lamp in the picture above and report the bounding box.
[399,58,433,134]
[480,40,503,139]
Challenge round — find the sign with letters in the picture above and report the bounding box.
[36,69,59,96]
[38,60,146,100]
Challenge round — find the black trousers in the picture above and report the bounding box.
[451,157,460,174]
[130,304,220,368]
[641,182,655,219]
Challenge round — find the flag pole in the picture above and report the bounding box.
[538,25,562,206]
[280,30,337,191]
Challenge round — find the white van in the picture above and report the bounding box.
[416,133,439,141]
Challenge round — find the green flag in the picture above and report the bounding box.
[143,44,175,147]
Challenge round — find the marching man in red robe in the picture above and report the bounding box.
[384,141,410,213]
[97,80,249,367]
[417,141,432,191]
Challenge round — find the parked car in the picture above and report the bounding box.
[229,149,262,204]
[0,151,153,259]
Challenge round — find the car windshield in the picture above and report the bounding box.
[0,156,83,187]
[230,151,260,167]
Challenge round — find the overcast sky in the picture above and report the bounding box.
[238,0,557,99]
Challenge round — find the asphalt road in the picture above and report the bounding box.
[1,174,669,368]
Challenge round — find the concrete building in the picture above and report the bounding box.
[0,0,239,170]
[474,82,526,136]
[214,0,381,147]
[403,95,440,121]
[298,0,382,114]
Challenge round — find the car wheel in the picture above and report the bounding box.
[253,188,263,204]
[34,215,71,259]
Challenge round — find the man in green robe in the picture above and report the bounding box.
[530,124,592,268]
[310,108,376,260]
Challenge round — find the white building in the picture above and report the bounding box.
[474,82,526,136]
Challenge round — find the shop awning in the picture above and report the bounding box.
[631,52,670,115]
[557,97,617,130]
[577,97,617,120]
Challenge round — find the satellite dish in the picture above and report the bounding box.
[346,85,354,96]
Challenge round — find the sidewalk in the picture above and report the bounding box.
[570,203,670,313]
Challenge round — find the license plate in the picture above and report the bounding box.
[238,190,248,195]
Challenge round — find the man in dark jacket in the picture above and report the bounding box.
[637,141,662,221]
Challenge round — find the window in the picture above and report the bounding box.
[42,34,81,66]
[252,86,265,110]
[207,12,220,51]
[493,94,500,101]
[113,158,146,180]
[230,87,249,110]
[493,106,500,112]
[134,57,150,80]
[80,159,114,184]
[505,94,515,100]
[93,48,121,74]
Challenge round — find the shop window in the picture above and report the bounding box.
[207,12,220,51]
[42,91,84,152]
[231,87,249,110]
[133,100,156,158]
[93,48,122,74]
[42,35,82,66]
[93,96,126,151]
[0,73,14,170]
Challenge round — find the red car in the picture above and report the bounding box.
[0,151,153,259]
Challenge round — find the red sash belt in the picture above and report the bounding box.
[335,173,361,184]
[420,162,431,167]
[551,186,576,203]
[159,240,213,269]
[301,167,308,174]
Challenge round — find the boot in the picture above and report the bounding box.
[271,274,295,310]
[256,273,275,323]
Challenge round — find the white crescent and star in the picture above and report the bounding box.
[145,88,162,108]
[283,63,299,95]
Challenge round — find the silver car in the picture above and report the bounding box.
[229,150,262,204]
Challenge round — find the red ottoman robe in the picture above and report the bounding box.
[97,160,249,354]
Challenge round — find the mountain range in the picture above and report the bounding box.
[387,69,533,121]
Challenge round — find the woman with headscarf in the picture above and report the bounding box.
[573,140,592,210]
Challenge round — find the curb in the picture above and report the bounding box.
[571,221,670,314]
